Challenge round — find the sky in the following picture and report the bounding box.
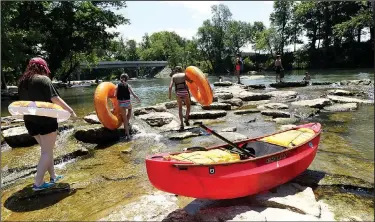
[110,1,277,52]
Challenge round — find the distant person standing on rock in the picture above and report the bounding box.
[234,53,243,84]
[169,66,193,131]
[274,55,284,82]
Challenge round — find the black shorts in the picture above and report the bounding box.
[275,66,281,74]
[25,120,58,136]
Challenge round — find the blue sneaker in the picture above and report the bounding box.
[32,182,54,191]
[50,175,64,184]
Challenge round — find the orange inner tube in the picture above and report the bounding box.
[94,82,123,130]
[185,66,213,106]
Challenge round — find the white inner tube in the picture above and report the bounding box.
[8,101,71,123]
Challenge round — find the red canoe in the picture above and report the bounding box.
[145,123,321,200]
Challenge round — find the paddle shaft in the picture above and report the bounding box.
[197,123,255,158]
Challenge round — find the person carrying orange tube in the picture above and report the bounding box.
[169,66,193,131]
[114,73,141,141]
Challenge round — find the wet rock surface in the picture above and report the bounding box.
[74,124,138,144]
[261,110,291,118]
[291,98,332,109]
[323,103,358,112]
[202,102,231,110]
[213,81,233,87]
[189,111,227,119]
[265,90,298,99]
[84,114,101,124]
[257,103,289,110]
[239,91,271,101]
[221,98,243,107]
[327,95,374,104]
[234,109,260,115]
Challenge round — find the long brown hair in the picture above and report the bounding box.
[18,58,51,89]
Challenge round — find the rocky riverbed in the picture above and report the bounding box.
[1,79,374,221]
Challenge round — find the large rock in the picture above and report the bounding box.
[265,90,298,99]
[257,103,288,110]
[1,116,24,124]
[221,127,237,132]
[291,98,332,109]
[202,102,231,111]
[273,117,300,124]
[138,112,177,127]
[323,103,358,112]
[99,192,179,221]
[212,132,248,142]
[164,101,178,109]
[2,124,74,148]
[340,79,372,86]
[84,114,101,124]
[189,111,227,119]
[246,84,266,89]
[312,82,334,86]
[253,183,321,217]
[213,81,233,87]
[279,124,297,131]
[269,81,308,88]
[74,124,138,144]
[134,105,168,116]
[168,132,200,140]
[261,110,291,118]
[327,89,354,96]
[234,109,260,115]
[239,91,271,101]
[221,98,243,107]
[327,95,374,104]
[292,106,320,119]
[215,92,233,100]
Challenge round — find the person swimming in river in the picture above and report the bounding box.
[169,66,193,131]
[274,54,284,82]
[114,73,141,141]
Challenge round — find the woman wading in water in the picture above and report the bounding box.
[114,73,141,141]
[18,57,77,191]
[169,66,193,131]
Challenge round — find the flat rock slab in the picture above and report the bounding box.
[340,79,372,86]
[3,124,73,148]
[312,82,333,85]
[74,125,138,144]
[246,84,266,89]
[221,98,243,107]
[273,117,300,124]
[323,103,358,112]
[270,81,308,88]
[189,111,227,119]
[234,109,260,115]
[138,112,177,127]
[134,105,167,116]
[84,114,101,124]
[221,127,237,132]
[239,91,271,101]
[327,95,374,104]
[168,131,200,140]
[1,116,24,124]
[257,103,288,110]
[99,192,179,221]
[213,81,233,86]
[215,92,233,100]
[327,89,354,96]
[212,132,248,142]
[261,110,291,118]
[253,183,320,217]
[291,98,332,109]
[279,124,297,131]
[265,90,298,99]
[202,102,231,110]
[292,107,320,119]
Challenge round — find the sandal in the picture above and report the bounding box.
[179,125,184,132]
[184,120,190,126]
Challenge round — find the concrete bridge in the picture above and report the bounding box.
[77,60,169,80]
[79,61,168,69]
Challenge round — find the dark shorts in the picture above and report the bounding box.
[276,66,281,74]
[25,120,58,136]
